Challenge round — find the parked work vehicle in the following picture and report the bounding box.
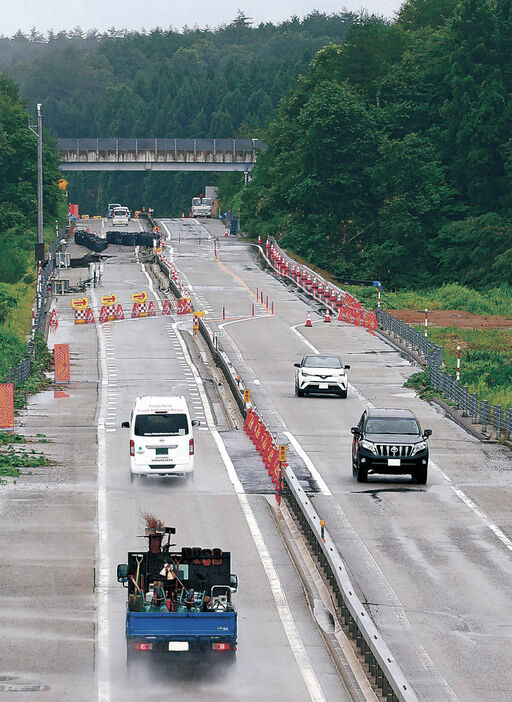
[294,354,350,398]
[112,206,130,226]
[121,396,199,479]
[351,408,432,484]
[191,195,212,217]
[107,203,122,218]
[116,524,238,663]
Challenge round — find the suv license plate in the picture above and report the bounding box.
[388,458,401,467]
[319,383,328,389]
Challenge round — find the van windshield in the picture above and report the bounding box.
[134,413,189,436]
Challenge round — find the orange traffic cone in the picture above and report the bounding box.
[258,234,261,245]
[324,309,331,323]
[305,311,312,328]
[225,229,229,237]
[181,212,185,218]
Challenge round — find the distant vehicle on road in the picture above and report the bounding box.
[116,523,238,663]
[351,408,432,484]
[191,196,212,218]
[107,203,122,218]
[112,206,130,226]
[121,396,200,479]
[294,354,350,398]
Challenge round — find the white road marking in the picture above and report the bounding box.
[254,379,261,385]
[284,431,331,496]
[290,323,319,353]
[90,287,110,702]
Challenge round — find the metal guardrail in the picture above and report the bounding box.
[156,248,417,701]
[3,224,69,385]
[376,307,512,437]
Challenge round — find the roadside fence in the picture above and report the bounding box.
[376,307,512,437]
[155,246,417,702]
[3,224,69,385]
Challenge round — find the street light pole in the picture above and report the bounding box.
[29,103,44,262]
[37,103,43,249]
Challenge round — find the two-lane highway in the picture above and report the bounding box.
[159,216,512,701]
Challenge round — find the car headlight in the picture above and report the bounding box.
[360,439,378,455]
[411,441,427,456]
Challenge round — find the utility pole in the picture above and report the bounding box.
[29,103,44,262]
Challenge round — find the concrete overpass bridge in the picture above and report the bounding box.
[58,137,266,172]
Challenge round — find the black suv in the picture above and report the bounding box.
[351,408,432,484]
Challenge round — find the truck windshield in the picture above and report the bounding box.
[134,413,189,436]
[366,418,420,435]
[192,198,201,206]
[202,198,212,206]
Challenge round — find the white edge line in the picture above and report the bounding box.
[90,286,110,702]
[290,323,319,353]
[284,431,331,497]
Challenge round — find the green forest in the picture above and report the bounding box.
[238,0,512,289]
[2,0,512,292]
[0,11,359,216]
[0,75,63,377]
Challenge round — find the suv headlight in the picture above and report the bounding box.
[300,371,313,377]
[360,439,378,455]
[411,441,427,456]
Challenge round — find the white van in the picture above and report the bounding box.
[122,396,199,478]
[112,206,130,226]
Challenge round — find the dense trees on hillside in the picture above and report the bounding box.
[0,75,61,287]
[0,12,359,215]
[239,0,512,288]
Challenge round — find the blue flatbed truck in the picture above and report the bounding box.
[116,525,238,663]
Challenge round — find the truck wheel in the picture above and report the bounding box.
[355,460,368,483]
[413,467,427,485]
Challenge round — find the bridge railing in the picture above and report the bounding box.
[58,137,266,161]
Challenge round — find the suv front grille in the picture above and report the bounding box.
[376,444,413,457]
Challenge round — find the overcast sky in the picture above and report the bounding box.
[2,1,404,36]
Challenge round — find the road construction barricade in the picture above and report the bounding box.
[177,297,192,315]
[72,297,95,325]
[338,304,377,331]
[162,299,172,315]
[131,291,148,318]
[99,294,124,323]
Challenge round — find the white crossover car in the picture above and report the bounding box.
[294,354,350,398]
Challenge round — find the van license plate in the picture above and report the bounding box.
[168,641,188,651]
[156,448,168,455]
[388,458,401,467]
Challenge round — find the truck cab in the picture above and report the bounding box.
[117,525,238,664]
[191,196,212,218]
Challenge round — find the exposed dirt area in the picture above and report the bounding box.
[388,309,512,330]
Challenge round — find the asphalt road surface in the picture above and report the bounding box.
[68,218,349,701]
[157,216,512,702]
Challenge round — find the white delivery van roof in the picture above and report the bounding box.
[134,395,189,414]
